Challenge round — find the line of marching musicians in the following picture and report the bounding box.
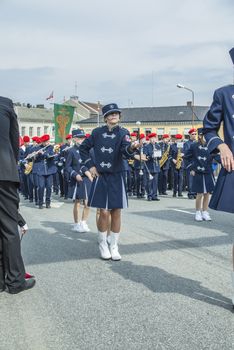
[18,127,219,214]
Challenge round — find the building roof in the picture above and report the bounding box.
[78,105,209,125]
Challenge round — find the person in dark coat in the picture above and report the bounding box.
[65,129,93,233]
[171,134,185,197]
[183,128,197,199]
[184,128,218,221]
[158,134,171,195]
[0,96,35,294]
[203,47,234,307]
[79,103,138,261]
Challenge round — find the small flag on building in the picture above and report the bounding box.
[46,91,54,100]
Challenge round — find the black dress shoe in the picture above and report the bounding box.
[148,197,152,201]
[46,204,51,208]
[7,278,36,294]
[39,205,43,209]
[178,193,183,197]
[162,192,168,195]
[0,286,5,292]
[173,193,177,197]
[152,197,160,201]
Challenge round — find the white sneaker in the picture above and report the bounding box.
[80,221,90,232]
[202,211,211,221]
[72,222,85,232]
[110,233,121,261]
[195,211,203,222]
[98,232,111,260]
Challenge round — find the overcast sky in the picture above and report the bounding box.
[0,0,233,108]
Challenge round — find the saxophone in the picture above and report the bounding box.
[176,147,183,170]
[159,145,170,168]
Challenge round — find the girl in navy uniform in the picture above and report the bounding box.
[65,129,92,233]
[184,128,218,221]
[203,47,234,307]
[79,103,138,261]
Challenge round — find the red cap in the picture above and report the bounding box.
[139,133,145,140]
[162,134,170,139]
[41,134,50,142]
[148,132,157,139]
[175,134,183,139]
[65,134,72,140]
[23,135,30,143]
[32,136,39,142]
[146,136,149,141]
[85,133,91,138]
[188,128,197,134]
[130,132,137,137]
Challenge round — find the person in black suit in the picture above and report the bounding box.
[0,96,35,294]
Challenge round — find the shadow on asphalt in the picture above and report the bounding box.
[109,261,233,311]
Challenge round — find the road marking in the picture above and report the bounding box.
[172,209,194,215]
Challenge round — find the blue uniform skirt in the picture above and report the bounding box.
[68,177,91,201]
[88,172,128,210]
[192,172,215,194]
[209,168,234,213]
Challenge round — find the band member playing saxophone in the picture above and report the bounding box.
[171,134,185,197]
[158,134,171,195]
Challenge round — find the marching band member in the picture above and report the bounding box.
[158,134,171,195]
[183,128,197,199]
[36,134,57,209]
[134,133,147,199]
[144,133,161,201]
[184,128,218,221]
[171,134,185,197]
[65,129,92,233]
[21,135,31,199]
[60,134,73,199]
[79,103,138,261]
[203,47,234,307]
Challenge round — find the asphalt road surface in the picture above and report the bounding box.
[0,192,233,350]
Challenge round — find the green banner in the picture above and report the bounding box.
[54,103,75,143]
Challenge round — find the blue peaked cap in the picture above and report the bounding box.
[72,128,85,138]
[102,103,121,118]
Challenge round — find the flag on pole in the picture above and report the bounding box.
[46,91,54,100]
[54,103,75,143]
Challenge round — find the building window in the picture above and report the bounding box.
[184,128,190,140]
[44,126,49,134]
[37,127,41,136]
[145,128,152,136]
[157,128,164,140]
[29,127,33,137]
[21,126,26,136]
[170,128,178,136]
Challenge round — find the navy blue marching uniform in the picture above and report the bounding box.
[158,135,171,195]
[36,139,57,208]
[184,140,217,194]
[144,138,161,200]
[171,135,185,196]
[79,125,135,209]
[203,83,234,213]
[65,144,91,201]
[183,135,197,198]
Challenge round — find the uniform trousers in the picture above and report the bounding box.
[173,168,184,195]
[147,172,159,199]
[38,174,53,206]
[158,169,169,194]
[0,181,25,289]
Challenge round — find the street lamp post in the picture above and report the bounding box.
[177,84,195,127]
[97,101,101,126]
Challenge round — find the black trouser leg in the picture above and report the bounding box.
[0,181,25,289]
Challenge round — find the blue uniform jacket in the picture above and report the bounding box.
[170,143,185,169]
[34,145,57,176]
[79,125,135,173]
[144,143,161,173]
[65,144,88,181]
[184,141,219,174]
[203,85,234,154]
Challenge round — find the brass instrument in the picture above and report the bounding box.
[159,145,170,168]
[24,145,50,175]
[53,144,61,154]
[176,147,183,170]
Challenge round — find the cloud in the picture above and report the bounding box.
[0,0,233,106]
